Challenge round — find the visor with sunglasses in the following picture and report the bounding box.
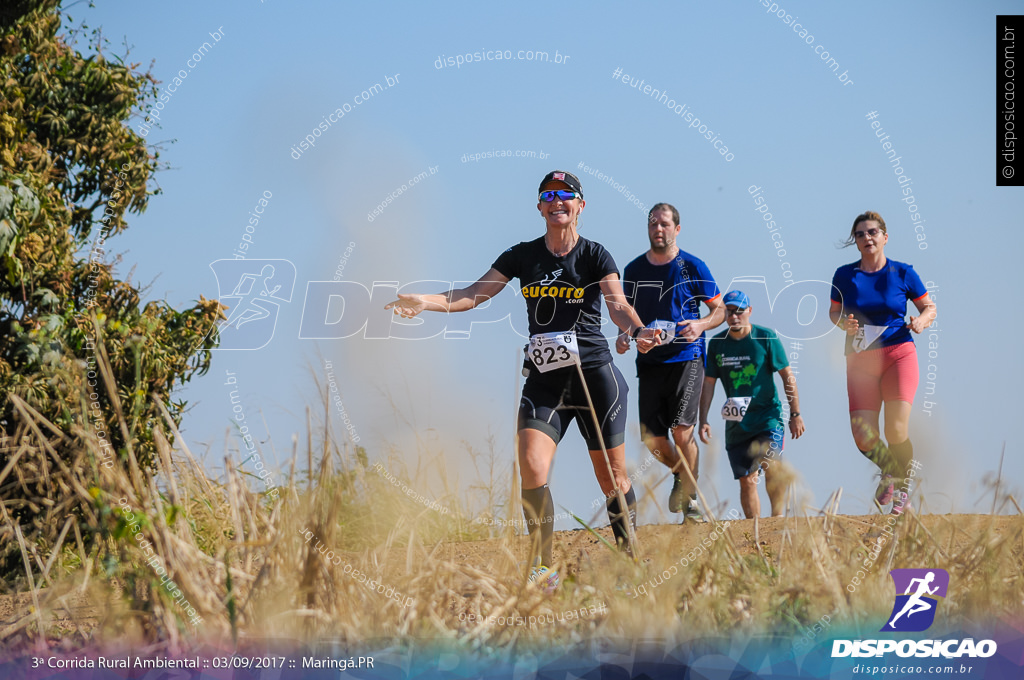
[538,190,580,202]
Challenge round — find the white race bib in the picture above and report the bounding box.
[528,331,580,373]
[721,396,752,422]
[648,320,676,342]
[852,324,887,353]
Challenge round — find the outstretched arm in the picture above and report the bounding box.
[384,268,511,317]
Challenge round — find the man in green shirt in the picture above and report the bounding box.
[698,290,806,518]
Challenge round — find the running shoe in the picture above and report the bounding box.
[890,491,908,516]
[668,474,687,513]
[683,496,705,524]
[875,474,895,506]
[528,565,559,594]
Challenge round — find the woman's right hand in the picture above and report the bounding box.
[615,332,631,354]
[385,293,428,318]
[844,314,859,337]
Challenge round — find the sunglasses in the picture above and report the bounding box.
[726,307,749,315]
[538,190,580,202]
[854,228,883,239]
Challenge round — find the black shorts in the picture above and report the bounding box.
[518,362,628,449]
[725,428,785,480]
[637,359,704,438]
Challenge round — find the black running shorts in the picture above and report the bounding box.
[725,428,785,480]
[518,361,628,449]
[637,358,704,438]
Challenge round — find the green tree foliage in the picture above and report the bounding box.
[0,1,223,506]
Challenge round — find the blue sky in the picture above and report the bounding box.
[77,0,1023,525]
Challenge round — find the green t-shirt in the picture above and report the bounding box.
[705,324,789,445]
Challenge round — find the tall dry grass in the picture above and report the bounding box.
[1,372,1022,659]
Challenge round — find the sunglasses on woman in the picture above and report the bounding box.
[538,190,580,202]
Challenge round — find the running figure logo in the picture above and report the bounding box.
[881,568,949,632]
[539,268,564,286]
[207,259,296,350]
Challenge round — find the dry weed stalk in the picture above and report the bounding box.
[1,380,1021,657]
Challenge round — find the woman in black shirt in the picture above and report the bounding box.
[386,171,659,586]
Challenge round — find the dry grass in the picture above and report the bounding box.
[1,381,1022,659]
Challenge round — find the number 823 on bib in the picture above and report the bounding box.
[528,331,580,373]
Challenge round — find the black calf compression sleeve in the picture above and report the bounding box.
[522,485,554,565]
[606,486,637,554]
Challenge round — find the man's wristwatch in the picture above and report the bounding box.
[631,326,642,340]
[791,412,801,418]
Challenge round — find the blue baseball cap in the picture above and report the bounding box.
[723,290,750,309]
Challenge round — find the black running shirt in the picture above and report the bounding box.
[492,236,618,370]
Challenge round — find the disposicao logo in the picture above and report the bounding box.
[882,568,948,632]
[207,259,296,350]
[832,568,998,659]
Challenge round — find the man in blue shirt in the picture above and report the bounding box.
[619,203,725,520]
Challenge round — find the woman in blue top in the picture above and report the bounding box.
[828,211,936,513]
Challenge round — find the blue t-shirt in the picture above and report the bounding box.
[830,258,928,355]
[623,249,720,365]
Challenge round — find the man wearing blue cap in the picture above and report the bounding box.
[618,203,725,521]
[698,290,805,518]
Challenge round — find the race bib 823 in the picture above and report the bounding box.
[528,331,579,373]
